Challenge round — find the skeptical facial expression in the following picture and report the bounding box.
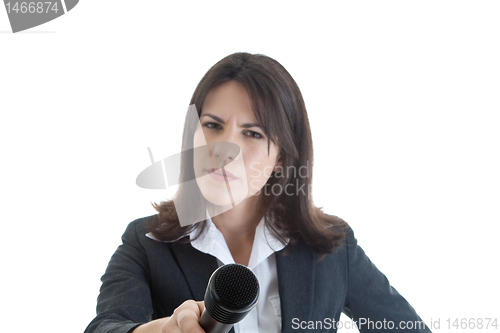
[193,80,282,208]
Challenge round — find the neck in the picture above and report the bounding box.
[209,194,264,235]
[207,195,264,265]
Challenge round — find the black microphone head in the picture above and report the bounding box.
[204,263,260,324]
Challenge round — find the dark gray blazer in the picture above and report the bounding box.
[84,215,431,333]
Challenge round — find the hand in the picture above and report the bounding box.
[161,300,206,333]
[131,300,205,333]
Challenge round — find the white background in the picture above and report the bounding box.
[1,1,499,332]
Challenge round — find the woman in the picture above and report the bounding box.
[85,52,431,333]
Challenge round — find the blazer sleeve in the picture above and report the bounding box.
[84,220,153,333]
[342,226,432,332]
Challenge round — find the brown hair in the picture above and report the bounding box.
[146,52,348,260]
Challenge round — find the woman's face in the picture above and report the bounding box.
[193,80,281,209]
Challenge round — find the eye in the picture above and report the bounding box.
[203,122,222,130]
[203,122,264,140]
[244,130,264,139]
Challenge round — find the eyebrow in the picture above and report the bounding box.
[200,113,262,129]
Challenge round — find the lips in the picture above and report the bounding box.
[205,167,238,179]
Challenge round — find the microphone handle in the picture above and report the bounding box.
[199,308,234,333]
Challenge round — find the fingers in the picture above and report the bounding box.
[162,300,205,333]
[162,325,181,333]
[196,301,205,315]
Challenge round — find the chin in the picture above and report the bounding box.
[201,188,249,207]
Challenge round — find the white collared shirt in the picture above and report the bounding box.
[146,210,289,333]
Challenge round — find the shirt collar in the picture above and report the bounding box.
[146,209,289,269]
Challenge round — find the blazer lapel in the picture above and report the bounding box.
[170,242,219,301]
[170,241,316,333]
[170,242,236,333]
[276,243,316,333]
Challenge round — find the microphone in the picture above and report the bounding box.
[199,263,260,333]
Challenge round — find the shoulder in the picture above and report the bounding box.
[324,214,356,250]
[284,214,356,261]
[312,217,357,263]
[119,214,161,249]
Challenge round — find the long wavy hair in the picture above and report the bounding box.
[146,52,348,260]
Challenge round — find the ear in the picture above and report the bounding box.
[273,153,283,172]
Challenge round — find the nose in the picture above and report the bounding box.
[205,122,242,167]
[210,141,240,168]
